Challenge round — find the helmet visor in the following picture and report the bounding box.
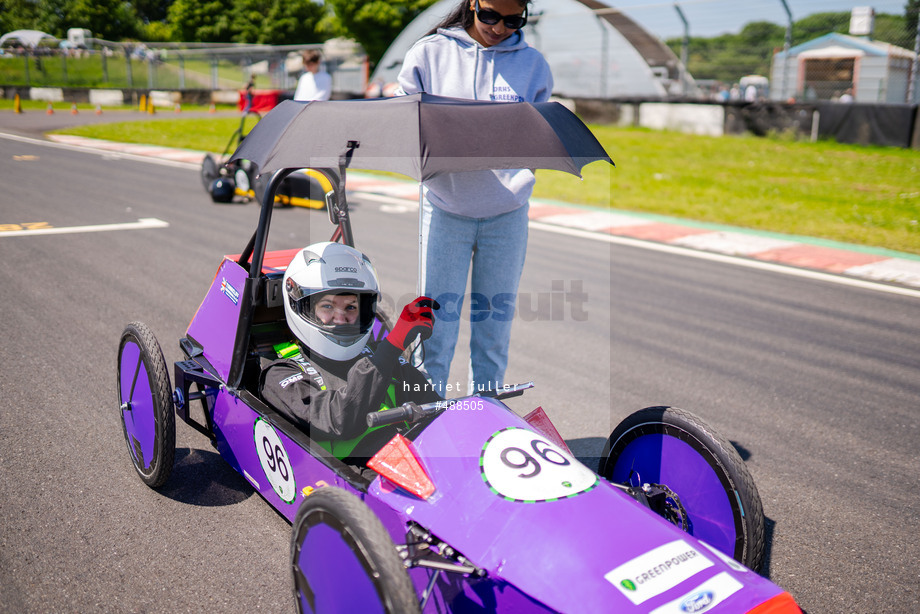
[287,285,377,339]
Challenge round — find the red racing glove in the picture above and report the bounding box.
[386,296,439,351]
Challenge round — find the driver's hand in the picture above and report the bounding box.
[387,296,439,351]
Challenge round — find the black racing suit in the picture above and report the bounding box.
[259,338,440,462]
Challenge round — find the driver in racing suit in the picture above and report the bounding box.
[259,242,441,464]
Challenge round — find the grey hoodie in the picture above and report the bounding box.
[397,27,553,218]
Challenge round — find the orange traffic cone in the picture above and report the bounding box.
[46,102,54,115]
[70,102,78,115]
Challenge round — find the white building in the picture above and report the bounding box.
[770,32,918,104]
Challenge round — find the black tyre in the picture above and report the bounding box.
[598,406,765,572]
[117,322,175,488]
[200,153,219,191]
[291,487,420,614]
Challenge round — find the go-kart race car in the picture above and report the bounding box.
[200,110,332,209]
[118,95,801,613]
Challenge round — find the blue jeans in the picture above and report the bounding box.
[420,201,529,396]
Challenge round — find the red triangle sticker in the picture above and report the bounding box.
[368,433,436,500]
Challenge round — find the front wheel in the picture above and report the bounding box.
[598,406,765,572]
[291,487,420,614]
[117,322,175,488]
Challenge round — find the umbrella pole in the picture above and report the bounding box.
[417,182,424,297]
[411,181,425,369]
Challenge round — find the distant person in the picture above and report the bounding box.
[744,84,757,102]
[294,49,332,102]
[729,84,742,101]
[243,75,255,113]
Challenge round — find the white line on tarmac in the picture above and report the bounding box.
[0,218,169,237]
[527,221,920,300]
[0,131,199,170]
[350,192,920,300]
[351,192,419,208]
[5,130,917,299]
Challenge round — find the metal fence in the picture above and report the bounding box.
[0,38,368,97]
[1,1,917,102]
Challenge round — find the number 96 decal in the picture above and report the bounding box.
[254,418,296,504]
[480,427,597,503]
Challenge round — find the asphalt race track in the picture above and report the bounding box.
[0,119,918,613]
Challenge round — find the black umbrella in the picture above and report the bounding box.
[229,93,613,180]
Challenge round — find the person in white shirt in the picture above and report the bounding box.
[294,49,332,102]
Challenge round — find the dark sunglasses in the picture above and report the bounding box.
[474,0,528,29]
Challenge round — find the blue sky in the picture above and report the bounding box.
[614,0,909,39]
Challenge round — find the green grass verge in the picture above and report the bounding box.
[40,116,920,255]
[539,126,920,255]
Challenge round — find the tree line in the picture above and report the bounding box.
[2,0,918,76]
[0,0,438,65]
[665,3,920,83]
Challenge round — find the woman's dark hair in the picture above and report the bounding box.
[426,0,529,36]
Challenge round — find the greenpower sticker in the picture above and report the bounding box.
[605,540,713,606]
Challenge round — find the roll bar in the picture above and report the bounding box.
[225,143,360,389]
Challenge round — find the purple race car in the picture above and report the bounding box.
[117,96,802,613]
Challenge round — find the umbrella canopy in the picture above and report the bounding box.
[229,93,612,181]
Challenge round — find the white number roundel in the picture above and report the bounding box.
[254,419,296,503]
[480,427,597,503]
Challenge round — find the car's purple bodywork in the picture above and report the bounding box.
[166,253,799,613]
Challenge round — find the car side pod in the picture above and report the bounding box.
[184,256,251,386]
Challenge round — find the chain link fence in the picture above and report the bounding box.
[0,37,368,99]
[1,1,917,103]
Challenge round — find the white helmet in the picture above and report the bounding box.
[282,242,380,361]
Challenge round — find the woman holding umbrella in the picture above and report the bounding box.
[396,0,552,396]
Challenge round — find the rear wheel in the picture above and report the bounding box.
[117,322,175,488]
[598,406,765,572]
[291,487,420,614]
